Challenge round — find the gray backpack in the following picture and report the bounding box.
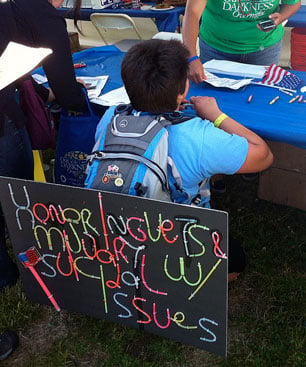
[85,104,208,204]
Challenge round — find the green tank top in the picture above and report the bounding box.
[199,0,299,54]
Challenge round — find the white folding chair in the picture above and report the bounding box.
[152,32,200,56]
[90,13,144,47]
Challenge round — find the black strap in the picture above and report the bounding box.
[114,104,193,125]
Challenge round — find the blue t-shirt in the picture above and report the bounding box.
[94,106,248,207]
[167,116,248,207]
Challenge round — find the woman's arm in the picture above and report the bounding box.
[269,0,301,26]
[183,0,207,83]
[29,2,86,111]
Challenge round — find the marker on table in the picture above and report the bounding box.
[279,89,293,96]
[248,94,253,103]
[269,96,279,105]
[74,62,86,69]
[289,95,300,104]
[298,95,304,103]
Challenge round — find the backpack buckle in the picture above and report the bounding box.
[87,151,105,165]
[134,182,147,196]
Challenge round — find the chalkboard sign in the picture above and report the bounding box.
[0,176,228,356]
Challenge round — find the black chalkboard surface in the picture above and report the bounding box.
[0,176,228,356]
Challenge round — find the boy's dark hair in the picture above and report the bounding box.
[121,39,189,113]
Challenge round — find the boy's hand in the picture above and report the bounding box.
[190,96,222,122]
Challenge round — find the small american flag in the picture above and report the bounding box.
[258,64,304,91]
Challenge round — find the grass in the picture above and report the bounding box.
[0,174,305,367]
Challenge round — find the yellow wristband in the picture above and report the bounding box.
[214,113,228,128]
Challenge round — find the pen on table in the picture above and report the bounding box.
[298,95,304,103]
[247,94,253,103]
[289,95,300,104]
[279,89,293,96]
[269,96,279,105]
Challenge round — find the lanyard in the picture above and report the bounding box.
[238,0,255,16]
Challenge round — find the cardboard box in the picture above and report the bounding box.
[258,140,306,211]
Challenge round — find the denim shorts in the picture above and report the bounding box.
[199,39,283,66]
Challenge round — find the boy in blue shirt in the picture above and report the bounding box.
[90,39,273,280]
[106,39,273,208]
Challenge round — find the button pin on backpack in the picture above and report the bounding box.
[115,178,124,187]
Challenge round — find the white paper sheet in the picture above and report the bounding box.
[91,86,130,106]
[203,70,253,90]
[76,75,109,99]
[0,42,52,91]
[203,59,267,79]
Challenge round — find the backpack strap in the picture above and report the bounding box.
[114,104,194,126]
[168,157,210,207]
[114,103,134,115]
[162,111,194,125]
[190,178,210,206]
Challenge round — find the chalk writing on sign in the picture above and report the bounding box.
[0,177,228,357]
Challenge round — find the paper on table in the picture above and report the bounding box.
[91,86,130,106]
[203,70,253,90]
[0,42,52,91]
[32,73,48,84]
[203,59,267,79]
[76,75,109,99]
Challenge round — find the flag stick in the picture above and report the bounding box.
[250,82,296,93]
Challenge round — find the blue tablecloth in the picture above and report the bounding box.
[58,3,185,32]
[287,5,306,28]
[38,45,306,149]
[188,76,306,149]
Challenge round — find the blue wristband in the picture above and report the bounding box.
[188,55,199,63]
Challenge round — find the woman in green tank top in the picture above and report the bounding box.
[183,0,301,83]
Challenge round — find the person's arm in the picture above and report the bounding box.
[28,3,86,111]
[190,96,273,173]
[183,0,207,83]
[269,1,301,27]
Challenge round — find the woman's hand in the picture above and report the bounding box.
[47,87,55,103]
[76,78,89,88]
[188,59,207,84]
[268,12,283,26]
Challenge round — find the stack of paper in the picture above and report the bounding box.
[203,59,267,79]
[203,70,253,90]
[91,86,130,106]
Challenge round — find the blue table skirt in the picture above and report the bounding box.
[58,3,185,33]
[37,45,306,149]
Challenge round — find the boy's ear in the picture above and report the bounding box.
[177,79,189,105]
[177,92,185,106]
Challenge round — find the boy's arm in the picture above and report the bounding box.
[190,96,273,173]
